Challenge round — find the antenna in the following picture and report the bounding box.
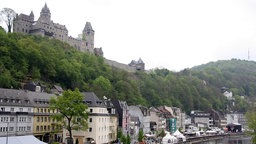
[248,48,250,60]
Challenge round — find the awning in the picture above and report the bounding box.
[0,135,47,144]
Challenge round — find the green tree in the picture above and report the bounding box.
[138,129,144,142]
[245,110,256,144]
[126,134,131,144]
[92,76,112,97]
[0,8,16,32]
[117,128,122,139]
[50,89,88,144]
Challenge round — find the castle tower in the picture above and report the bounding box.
[83,22,95,53]
[38,3,51,23]
[29,11,34,21]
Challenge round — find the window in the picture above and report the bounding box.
[37,117,40,122]
[19,108,23,112]
[1,107,5,111]
[36,126,39,131]
[28,117,32,122]
[89,118,92,122]
[89,127,92,132]
[44,117,47,122]
[9,127,14,132]
[27,126,31,131]
[90,109,93,113]
[28,108,31,112]
[10,108,14,112]
[10,117,14,122]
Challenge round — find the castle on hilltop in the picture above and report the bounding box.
[13,3,103,56]
[13,4,145,71]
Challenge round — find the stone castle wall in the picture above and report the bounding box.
[104,59,137,72]
[12,4,145,72]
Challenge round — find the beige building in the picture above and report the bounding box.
[63,92,118,144]
[149,107,166,135]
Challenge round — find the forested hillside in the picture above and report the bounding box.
[0,27,253,113]
[192,60,256,98]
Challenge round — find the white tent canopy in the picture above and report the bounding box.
[173,130,186,142]
[162,132,178,144]
[0,135,47,144]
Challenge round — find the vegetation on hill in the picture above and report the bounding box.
[0,27,254,113]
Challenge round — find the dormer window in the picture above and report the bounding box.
[4,99,9,103]
[16,99,21,103]
[86,101,92,104]
[1,107,5,111]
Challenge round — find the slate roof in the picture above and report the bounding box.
[82,92,105,107]
[0,88,56,107]
[26,91,56,107]
[0,88,30,107]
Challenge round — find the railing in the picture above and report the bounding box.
[182,133,246,144]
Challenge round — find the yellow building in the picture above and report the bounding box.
[27,92,62,143]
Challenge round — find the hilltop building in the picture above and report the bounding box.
[129,58,145,71]
[12,4,147,71]
[13,4,102,56]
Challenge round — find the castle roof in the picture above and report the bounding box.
[41,3,50,14]
[83,22,94,32]
[17,13,33,22]
[29,11,34,17]
[138,58,144,63]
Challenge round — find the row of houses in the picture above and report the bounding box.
[0,86,247,144]
[0,87,119,144]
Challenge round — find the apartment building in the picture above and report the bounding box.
[62,92,118,144]
[0,88,33,136]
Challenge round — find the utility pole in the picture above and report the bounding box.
[6,122,9,144]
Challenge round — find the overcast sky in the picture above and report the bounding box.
[1,0,256,71]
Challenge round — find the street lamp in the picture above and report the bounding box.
[6,122,9,144]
